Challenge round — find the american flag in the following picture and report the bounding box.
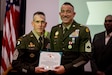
[1,0,21,74]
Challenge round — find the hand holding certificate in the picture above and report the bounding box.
[39,51,62,70]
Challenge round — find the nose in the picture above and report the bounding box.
[40,22,43,25]
[63,12,68,16]
[38,22,43,26]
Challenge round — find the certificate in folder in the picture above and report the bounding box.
[39,51,62,70]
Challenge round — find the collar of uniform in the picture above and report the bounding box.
[32,30,43,40]
[62,24,71,31]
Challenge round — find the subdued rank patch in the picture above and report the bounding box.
[13,49,19,60]
[85,40,91,52]
[85,27,89,32]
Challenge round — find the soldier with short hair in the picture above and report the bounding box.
[50,2,92,75]
[12,11,50,75]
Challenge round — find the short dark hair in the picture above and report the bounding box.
[33,11,45,20]
[63,2,74,10]
[106,14,112,18]
[33,11,45,17]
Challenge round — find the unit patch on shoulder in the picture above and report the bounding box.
[17,40,21,45]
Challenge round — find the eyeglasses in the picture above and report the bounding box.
[105,20,112,22]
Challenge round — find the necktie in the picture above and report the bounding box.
[63,28,68,36]
[39,36,42,48]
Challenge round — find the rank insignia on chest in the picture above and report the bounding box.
[28,42,35,47]
[85,40,91,52]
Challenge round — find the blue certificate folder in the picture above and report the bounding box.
[39,51,62,70]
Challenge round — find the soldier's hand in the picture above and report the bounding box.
[35,66,48,73]
[53,65,65,74]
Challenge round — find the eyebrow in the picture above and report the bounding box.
[105,20,112,22]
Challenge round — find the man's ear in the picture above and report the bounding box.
[73,12,76,17]
[31,21,34,27]
[45,22,47,27]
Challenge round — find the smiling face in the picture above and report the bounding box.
[32,14,47,35]
[59,4,75,26]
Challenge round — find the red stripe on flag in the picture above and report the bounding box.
[1,57,7,71]
[1,0,21,74]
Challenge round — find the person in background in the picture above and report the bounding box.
[12,11,50,75]
[50,2,92,75]
[92,15,112,75]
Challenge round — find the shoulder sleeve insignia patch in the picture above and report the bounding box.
[17,40,21,45]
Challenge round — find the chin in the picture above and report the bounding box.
[63,22,70,25]
[62,21,68,23]
[39,31,43,33]
[37,31,42,33]
[62,20,69,23]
